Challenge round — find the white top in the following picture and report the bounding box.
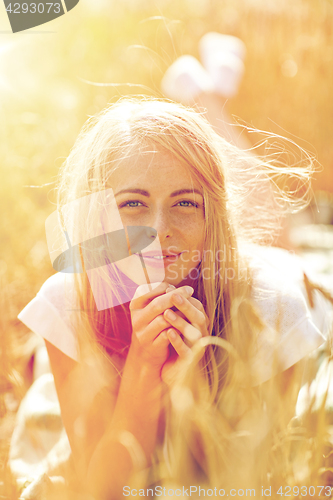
[18,245,328,386]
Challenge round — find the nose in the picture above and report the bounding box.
[149,209,173,242]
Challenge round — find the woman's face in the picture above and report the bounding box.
[108,148,205,286]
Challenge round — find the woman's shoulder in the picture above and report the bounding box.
[241,242,316,312]
[37,272,78,311]
[240,243,326,385]
[246,245,310,326]
[243,243,331,332]
[18,273,80,361]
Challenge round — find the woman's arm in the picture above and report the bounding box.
[46,336,164,499]
[86,349,163,499]
[45,282,198,499]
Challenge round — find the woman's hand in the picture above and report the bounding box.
[128,282,195,375]
[161,291,209,386]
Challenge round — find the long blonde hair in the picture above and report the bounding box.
[57,96,315,488]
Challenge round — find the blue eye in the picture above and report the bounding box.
[177,200,199,208]
[120,201,143,208]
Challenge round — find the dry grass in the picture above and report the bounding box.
[1,0,333,497]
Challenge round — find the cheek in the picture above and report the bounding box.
[183,220,205,253]
[174,208,205,230]
[118,210,148,225]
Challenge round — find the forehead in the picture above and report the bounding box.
[109,148,201,192]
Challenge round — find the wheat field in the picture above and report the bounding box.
[0,0,333,497]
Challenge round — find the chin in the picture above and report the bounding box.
[163,265,198,286]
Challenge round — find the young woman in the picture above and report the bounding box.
[18,97,325,498]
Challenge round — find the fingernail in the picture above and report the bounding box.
[186,286,194,295]
[166,309,177,321]
[173,293,183,305]
[166,285,176,293]
[168,329,177,340]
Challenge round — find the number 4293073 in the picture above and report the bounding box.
[6,3,61,14]
[276,485,332,496]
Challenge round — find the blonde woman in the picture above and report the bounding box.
[18,98,326,498]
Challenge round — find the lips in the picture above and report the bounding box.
[138,250,183,268]
[142,251,181,258]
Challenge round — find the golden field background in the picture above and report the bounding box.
[0,0,333,496]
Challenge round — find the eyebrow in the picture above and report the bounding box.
[115,188,203,197]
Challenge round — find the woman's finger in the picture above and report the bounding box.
[130,282,171,310]
[187,296,206,315]
[164,309,202,344]
[169,294,208,334]
[166,329,192,359]
[152,329,170,350]
[187,298,209,325]
[133,314,171,344]
[133,285,195,324]
[187,297,210,330]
